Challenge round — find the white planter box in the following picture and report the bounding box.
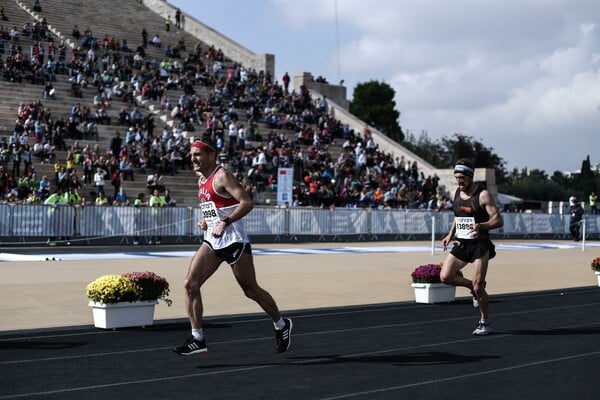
[596,271,600,287]
[412,283,456,304]
[89,300,158,329]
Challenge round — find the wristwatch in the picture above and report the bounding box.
[221,216,232,226]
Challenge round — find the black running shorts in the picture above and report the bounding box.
[203,241,252,265]
[450,238,496,263]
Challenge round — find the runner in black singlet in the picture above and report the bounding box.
[440,159,503,335]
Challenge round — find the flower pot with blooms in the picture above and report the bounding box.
[121,271,172,305]
[86,271,171,329]
[410,263,456,304]
[590,257,600,287]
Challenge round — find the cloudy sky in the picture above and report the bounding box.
[169,0,600,174]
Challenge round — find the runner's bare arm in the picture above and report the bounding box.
[478,190,503,230]
[442,219,457,251]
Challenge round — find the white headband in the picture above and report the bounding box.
[454,164,474,177]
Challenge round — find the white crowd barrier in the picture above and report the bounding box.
[0,204,597,241]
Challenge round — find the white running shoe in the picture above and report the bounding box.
[472,320,492,335]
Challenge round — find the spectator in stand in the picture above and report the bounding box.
[25,190,41,204]
[64,186,84,207]
[308,177,319,207]
[119,156,135,181]
[95,191,108,206]
[110,169,122,197]
[164,188,177,206]
[373,186,384,207]
[37,175,50,199]
[359,184,374,208]
[82,154,93,186]
[169,146,183,175]
[437,195,449,212]
[57,166,69,190]
[109,131,122,157]
[43,80,55,99]
[17,175,37,200]
[52,159,63,187]
[146,172,164,192]
[68,171,82,191]
[138,151,148,174]
[11,143,22,178]
[152,33,161,47]
[282,72,290,92]
[175,8,182,29]
[92,106,110,125]
[22,144,32,175]
[114,187,129,206]
[141,28,148,48]
[64,150,75,174]
[93,167,106,195]
[148,188,166,244]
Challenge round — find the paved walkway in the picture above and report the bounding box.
[0,240,598,332]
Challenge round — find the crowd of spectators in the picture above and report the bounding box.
[0,2,60,87]
[0,3,450,212]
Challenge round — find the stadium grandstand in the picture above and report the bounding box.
[0,0,484,208]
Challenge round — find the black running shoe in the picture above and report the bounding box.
[173,336,207,355]
[275,318,293,353]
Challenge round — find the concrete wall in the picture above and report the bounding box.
[436,168,498,199]
[144,0,274,77]
[293,72,350,110]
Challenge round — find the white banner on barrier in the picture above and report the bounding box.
[276,168,294,206]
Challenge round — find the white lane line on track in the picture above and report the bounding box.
[0,242,597,262]
[2,321,599,399]
[317,350,600,400]
[2,301,599,365]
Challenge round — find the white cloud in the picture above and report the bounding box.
[340,5,600,171]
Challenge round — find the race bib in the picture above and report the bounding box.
[200,201,220,228]
[455,216,476,239]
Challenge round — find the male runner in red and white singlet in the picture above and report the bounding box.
[173,135,292,355]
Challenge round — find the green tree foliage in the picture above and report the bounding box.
[401,130,446,167]
[568,155,599,199]
[499,168,569,201]
[580,155,594,181]
[350,81,403,142]
[440,134,506,172]
[404,131,508,184]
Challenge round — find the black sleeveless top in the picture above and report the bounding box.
[453,185,490,238]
